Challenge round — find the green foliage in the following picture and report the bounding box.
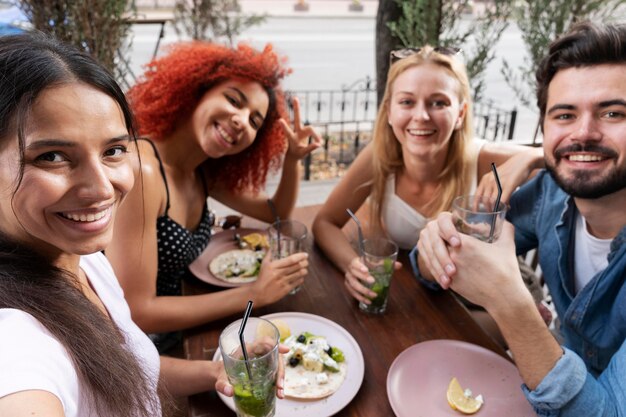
[173,0,266,45]
[17,0,133,78]
[502,0,624,109]
[387,0,512,102]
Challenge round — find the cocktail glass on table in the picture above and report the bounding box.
[267,219,308,294]
[452,195,507,243]
[358,237,398,314]
[219,317,280,417]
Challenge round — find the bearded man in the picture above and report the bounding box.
[415,21,626,415]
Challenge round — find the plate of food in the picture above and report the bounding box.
[189,228,268,287]
[215,312,365,417]
[386,340,535,416]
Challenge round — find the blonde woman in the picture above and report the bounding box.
[313,46,543,305]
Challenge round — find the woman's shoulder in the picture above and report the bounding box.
[80,253,127,306]
[123,139,168,217]
[0,308,74,364]
[470,137,488,156]
[0,308,43,331]
[133,140,165,182]
[0,309,78,412]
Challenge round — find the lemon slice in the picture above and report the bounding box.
[255,319,291,342]
[243,233,268,249]
[271,319,291,342]
[447,377,484,414]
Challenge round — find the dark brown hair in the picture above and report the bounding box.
[0,32,159,416]
[536,21,626,128]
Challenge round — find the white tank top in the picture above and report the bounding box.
[381,139,485,249]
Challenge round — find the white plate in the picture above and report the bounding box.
[215,312,365,417]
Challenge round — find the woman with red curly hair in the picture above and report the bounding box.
[107,42,321,352]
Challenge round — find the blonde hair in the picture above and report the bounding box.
[369,46,475,235]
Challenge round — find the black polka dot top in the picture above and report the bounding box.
[155,206,213,296]
[141,139,214,296]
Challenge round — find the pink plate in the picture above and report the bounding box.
[386,340,536,417]
[188,227,265,288]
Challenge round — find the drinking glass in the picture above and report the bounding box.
[267,219,308,294]
[219,317,280,417]
[358,237,398,314]
[452,195,507,243]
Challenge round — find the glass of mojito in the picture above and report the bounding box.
[358,237,398,314]
[219,317,280,417]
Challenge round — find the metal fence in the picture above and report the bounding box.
[285,77,519,180]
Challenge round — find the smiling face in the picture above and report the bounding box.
[387,63,466,159]
[543,64,626,199]
[0,83,134,263]
[191,79,270,159]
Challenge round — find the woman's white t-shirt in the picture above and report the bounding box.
[381,139,485,249]
[0,252,161,416]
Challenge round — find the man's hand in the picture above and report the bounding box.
[417,212,462,288]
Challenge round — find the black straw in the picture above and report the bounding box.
[489,163,503,242]
[238,300,254,379]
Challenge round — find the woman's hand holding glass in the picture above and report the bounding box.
[279,96,323,160]
[344,256,401,305]
[251,251,309,305]
[215,344,290,399]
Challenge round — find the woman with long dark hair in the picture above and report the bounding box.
[0,33,242,416]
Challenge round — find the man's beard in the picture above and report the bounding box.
[546,143,626,199]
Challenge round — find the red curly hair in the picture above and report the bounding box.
[128,42,291,194]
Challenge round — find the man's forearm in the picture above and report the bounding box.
[488,292,563,390]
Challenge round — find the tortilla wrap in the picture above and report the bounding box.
[209,249,262,284]
[283,361,347,399]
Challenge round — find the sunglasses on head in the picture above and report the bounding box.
[389,46,462,65]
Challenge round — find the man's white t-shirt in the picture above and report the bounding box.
[0,252,160,416]
[574,213,612,294]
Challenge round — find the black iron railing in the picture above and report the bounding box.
[473,99,518,142]
[286,77,518,180]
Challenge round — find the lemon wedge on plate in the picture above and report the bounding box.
[271,319,291,342]
[256,319,291,342]
[447,377,484,414]
[242,233,268,250]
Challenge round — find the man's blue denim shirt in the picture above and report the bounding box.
[508,170,626,415]
[410,170,626,415]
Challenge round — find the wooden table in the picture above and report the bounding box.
[183,205,507,416]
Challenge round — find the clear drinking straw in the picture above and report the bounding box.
[267,199,281,256]
[346,208,365,256]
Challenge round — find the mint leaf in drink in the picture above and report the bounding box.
[383,258,394,274]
